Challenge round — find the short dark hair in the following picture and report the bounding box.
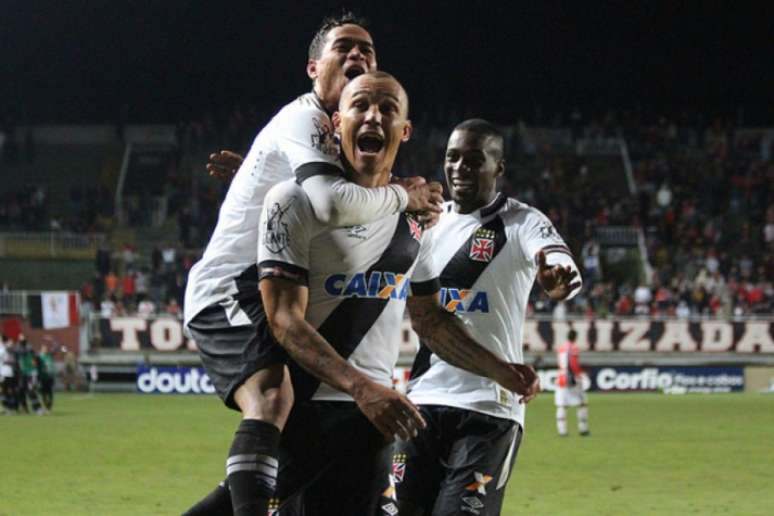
[452,118,504,159]
[308,11,369,60]
[568,329,578,341]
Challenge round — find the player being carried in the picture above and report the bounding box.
[392,119,582,515]
[253,72,537,515]
[183,12,442,516]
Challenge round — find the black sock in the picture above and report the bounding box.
[227,419,281,516]
[181,480,232,516]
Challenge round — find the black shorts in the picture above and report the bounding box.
[392,405,522,516]
[273,400,392,516]
[186,292,288,411]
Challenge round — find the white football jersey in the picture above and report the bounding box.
[258,180,438,402]
[184,93,407,327]
[407,194,581,426]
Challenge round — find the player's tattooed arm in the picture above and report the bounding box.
[260,277,426,440]
[407,294,537,396]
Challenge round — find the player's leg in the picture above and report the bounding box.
[430,409,522,516]
[555,388,568,436]
[281,401,394,516]
[577,389,590,436]
[41,376,54,410]
[227,364,293,516]
[17,375,28,413]
[393,405,445,516]
[3,376,18,412]
[27,375,44,414]
[183,302,293,516]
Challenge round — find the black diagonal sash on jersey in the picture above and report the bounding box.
[410,214,508,381]
[290,214,422,401]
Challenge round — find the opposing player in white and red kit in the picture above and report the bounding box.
[393,119,582,516]
[555,329,590,436]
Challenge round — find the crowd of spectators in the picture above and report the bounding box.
[4,106,772,318]
[526,113,773,318]
[80,241,194,320]
[0,186,49,231]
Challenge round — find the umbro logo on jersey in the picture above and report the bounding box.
[346,225,368,240]
[324,272,410,300]
[462,496,485,513]
[439,288,489,313]
[381,502,399,516]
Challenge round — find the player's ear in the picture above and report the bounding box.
[495,158,505,178]
[401,120,413,142]
[306,59,318,80]
[332,111,342,134]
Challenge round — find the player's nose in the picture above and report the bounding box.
[347,46,365,64]
[364,104,382,124]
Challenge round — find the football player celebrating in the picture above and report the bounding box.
[255,73,537,515]
[182,13,441,516]
[393,119,581,516]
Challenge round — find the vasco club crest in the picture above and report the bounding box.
[407,215,423,241]
[469,227,495,262]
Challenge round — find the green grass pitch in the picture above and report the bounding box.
[1,393,772,515]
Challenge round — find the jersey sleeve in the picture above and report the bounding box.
[409,224,440,296]
[258,180,318,286]
[518,209,583,299]
[301,175,409,227]
[275,106,343,180]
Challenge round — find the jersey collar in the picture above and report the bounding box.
[478,192,507,218]
[310,91,334,117]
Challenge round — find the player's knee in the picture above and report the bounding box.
[234,366,294,425]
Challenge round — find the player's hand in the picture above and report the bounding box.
[493,363,539,398]
[416,210,441,230]
[395,177,444,214]
[536,250,581,300]
[352,379,426,442]
[207,150,244,181]
[518,365,540,404]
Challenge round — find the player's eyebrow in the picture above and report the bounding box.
[350,90,401,105]
[331,37,374,52]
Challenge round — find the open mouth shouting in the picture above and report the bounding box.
[344,64,366,80]
[356,132,384,156]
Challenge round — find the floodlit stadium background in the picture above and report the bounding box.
[1,2,772,514]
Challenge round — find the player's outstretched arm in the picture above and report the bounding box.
[301,175,443,227]
[261,277,426,440]
[407,294,538,397]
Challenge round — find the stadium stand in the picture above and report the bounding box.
[1,109,772,320]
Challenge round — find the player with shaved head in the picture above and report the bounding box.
[253,73,537,515]
[182,13,442,516]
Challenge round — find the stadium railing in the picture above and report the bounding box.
[0,231,106,259]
